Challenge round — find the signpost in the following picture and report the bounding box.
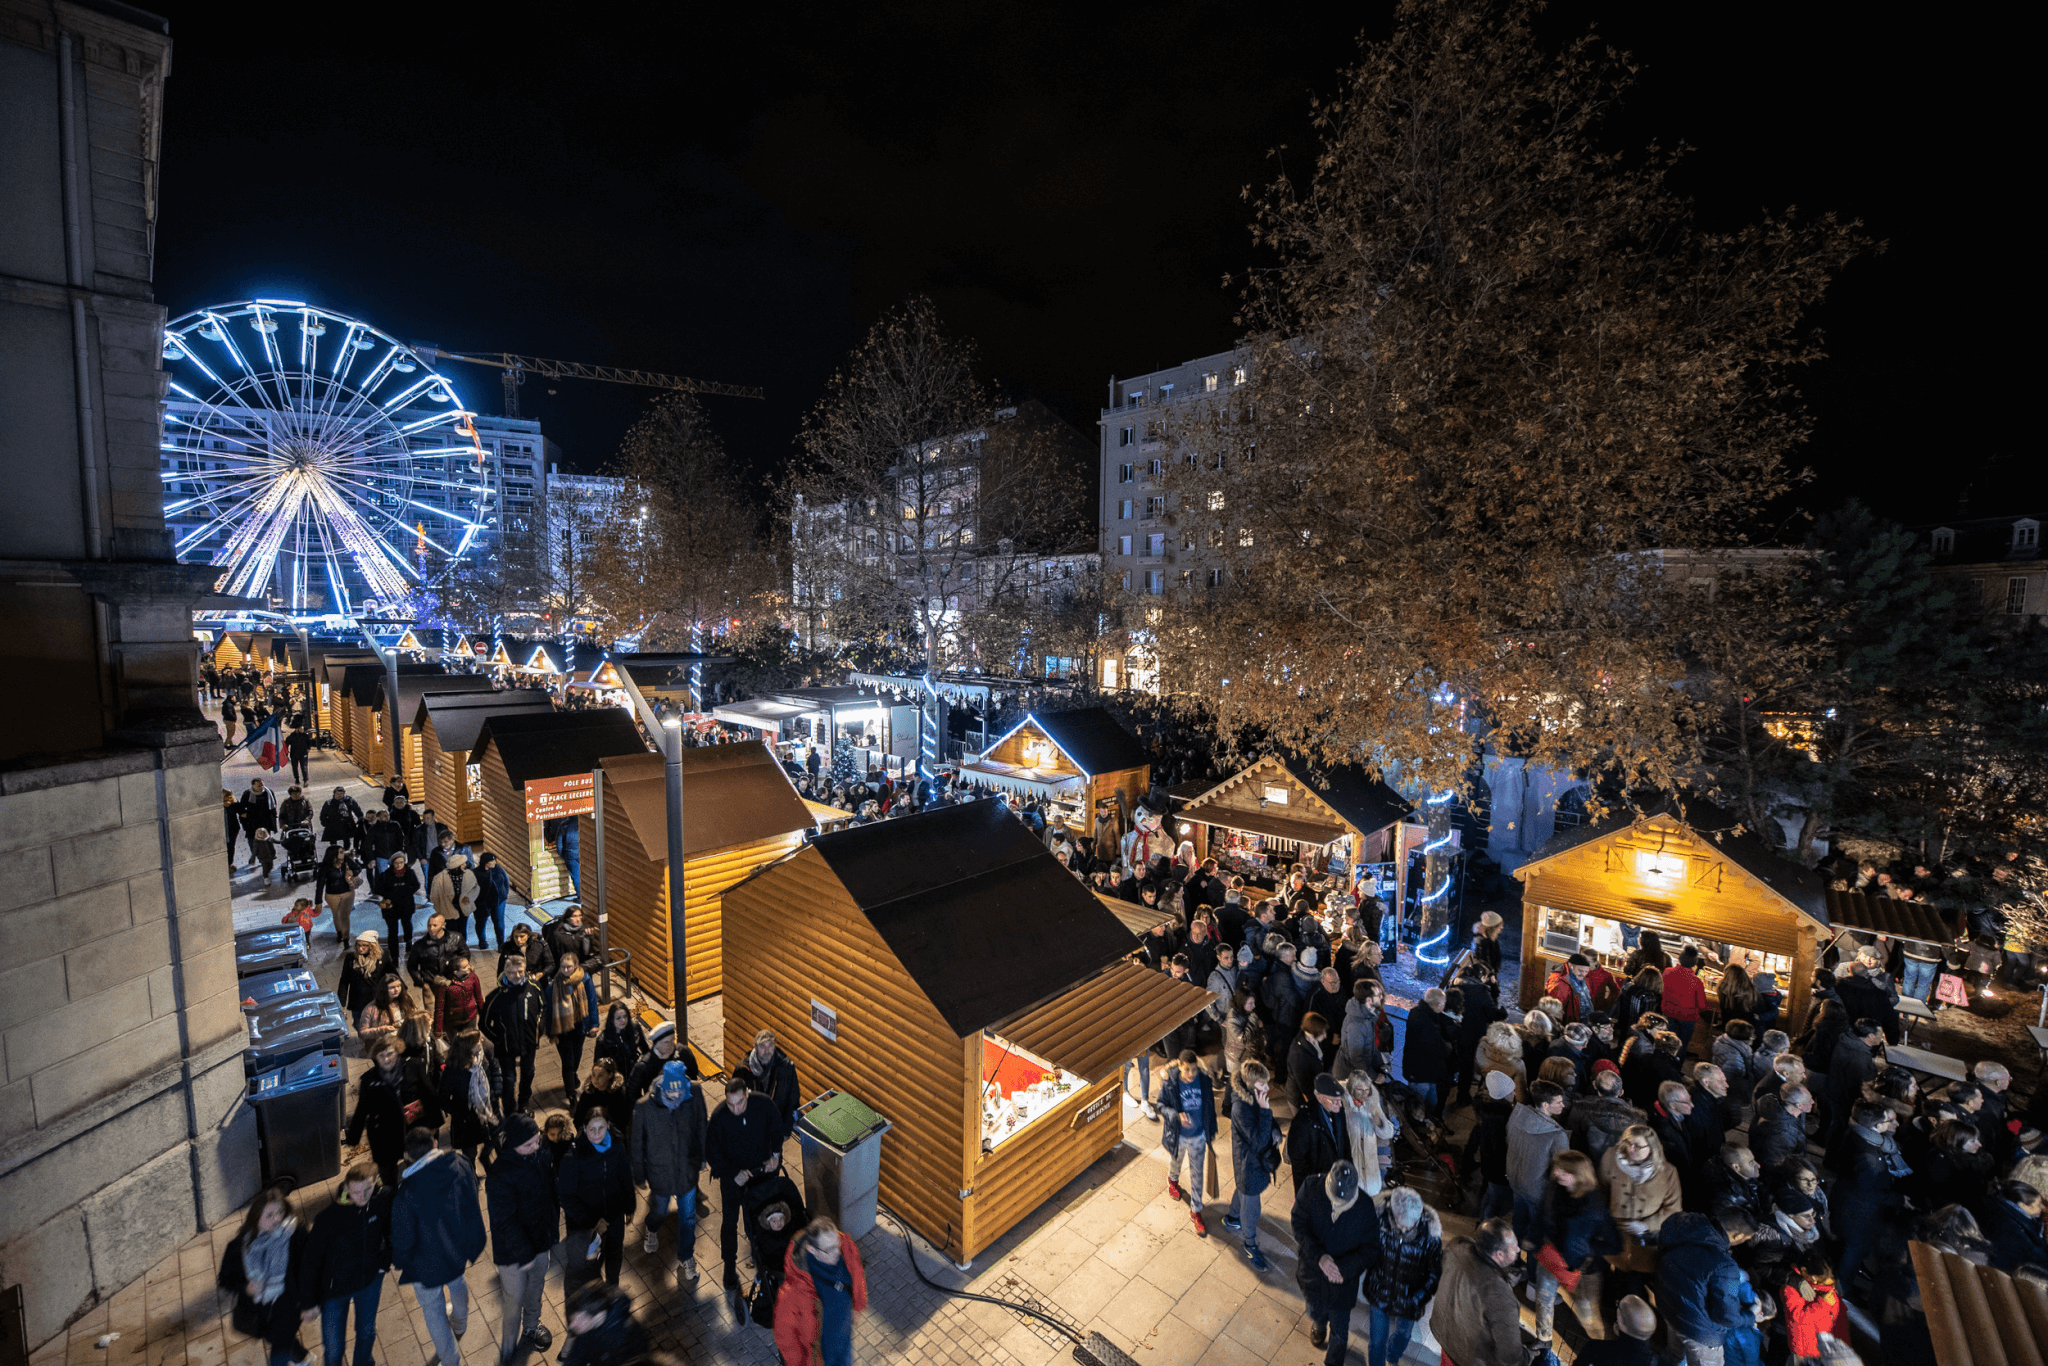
[523,772,596,823]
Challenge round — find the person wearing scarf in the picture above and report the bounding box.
[545,952,600,1106]
[1341,1074,1399,1196]
[217,1186,309,1364]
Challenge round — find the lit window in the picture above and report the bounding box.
[1635,848,1684,883]
[1208,490,1225,511]
[1102,658,1119,688]
[1119,463,1134,483]
[1118,535,1133,555]
[1231,367,1246,386]
[1146,571,1163,594]
[1203,372,1218,392]
[1119,426,1135,447]
[1238,529,1253,547]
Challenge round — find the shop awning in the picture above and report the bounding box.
[960,760,1083,801]
[1097,892,1178,937]
[1178,799,1347,848]
[1907,1240,2046,1366]
[713,700,812,731]
[1824,888,1960,948]
[992,961,1214,1084]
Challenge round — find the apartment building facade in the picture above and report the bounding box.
[1918,514,2048,624]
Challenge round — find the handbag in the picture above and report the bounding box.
[1935,973,1970,1007]
[746,1272,782,1327]
[1260,1134,1284,1178]
[1536,1241,1581,1292]
[1205,1141,1221,1199]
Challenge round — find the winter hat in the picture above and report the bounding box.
[1616,1296,1657,1341]
[354,928,380,944]
[1776,1189,1816,1215]
[1324,1160,1360,1207]
[446,852,467,869]
[1564,1024,1592,1048]
[1479,911,1503,930]
[659,1060,692,1108]
[649,1021,676,1051]
[1313,1073,1343,1099]
[1301,947,1318,968]
[501,1112,540,1146]
[1485,1070,1518,1101]
[1592,1058,1622,1079]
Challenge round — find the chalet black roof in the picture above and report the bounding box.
[1917,514,2045,565]
[1527,792,1829,923]
[417,689,554,753]
[807,799,1142,1036]
[1278,758,1413,834]
[763,685,885,708]
[1028,707,1149,777]
[473,710,648,791]
[338,663,386,704]
[378,670,494,718]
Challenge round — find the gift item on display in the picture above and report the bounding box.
[980,1034,1086,1150]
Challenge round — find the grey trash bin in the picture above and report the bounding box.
[248,1052,346,1190]
[234,926,309,977]
[793,1090,891,1239]
[238,966,320,1012]
[245,995,350,1077]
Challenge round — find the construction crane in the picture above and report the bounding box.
[417,348,764,417]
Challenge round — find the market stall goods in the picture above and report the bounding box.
[1175,755,1412,897]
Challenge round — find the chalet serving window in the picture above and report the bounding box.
[981,1033,1087,1151]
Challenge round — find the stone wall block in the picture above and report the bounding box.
[0,1211,91,1348]
[126,870,166,925]
[0,1077,32,1148]
[0,846,57,913]
[167,804,220,865]
[0,959,69,1033]
[82,1145,198,1295]
[167,759,222,817]
[64,917,172,998]
[0,778,122,854]
[0,879,130,963]
[29,1013,179,1123]
[116,770,158,827]
[50,821,161,897]
[172,894,234,959]
[2,975,150,1081]
[0,1089,186,1244]
[194,1101,260,1227]
[169,856,231,927]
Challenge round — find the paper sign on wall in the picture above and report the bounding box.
[810,997,838,1043]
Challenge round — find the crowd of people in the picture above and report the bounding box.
[1114,845,2048,1366]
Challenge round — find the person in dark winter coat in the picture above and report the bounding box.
[436,1030,503,1165]
[1749,1084,1814,1174]
[1400,988,1455,1115]
[1432,1221,1524,1366]
[336,930,393,1020]
[1260,940,1308,1039]
[1567,1061,1644,1168]
[627,1022,700,1101]
[1451,968,1505,1106]
[480,957,545,1113]
[561,1283,650,1366]
[1824,1021,1884,1144]
[1465,1072,1517,1222]
[1832,1101,1909,1291]
[472,850,511,949]
[1655,1211,1757,1356]
[632,1060,708,1280]
[593,1002,650,1078]
[1292,1160,1384,1365]
[498,922,553,983]
[391,1131,488,1366]
[343,1040,442,1187]
[705,1081,784,1289]
[557,1111,637,1296]
[321,787,365,848]
[372,853,421,957]
[1289,1073,1349,1194]
[1833,955,1901,1045]
[1704,1145,1767,1223]
[487,1113,559,1363]
[1287,1014,1334,1110]
[1362,1185,1443,1366]
[318,846,366,945]
[298,1165,392,1366]
[216,1185,310,1366]
[1531,1149,1621,1344]
[1155,1051,1218,1235]
[1224,1062,1281,1270]
[1977,1180,2048,1274]
[731,1027,801,1142]
[744,1184,808,1327]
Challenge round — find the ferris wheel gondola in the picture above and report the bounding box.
[159,300,494,618]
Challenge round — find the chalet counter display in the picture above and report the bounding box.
[722,800,1210,1267]
[959,708,1151,837]
[1513,797,1832,1031]
[1177,754,1412,891]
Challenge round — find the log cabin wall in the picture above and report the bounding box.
[419,716,466,843]
[475,742,568,901]
[582,775,664,1001]
[722,847,972,1261]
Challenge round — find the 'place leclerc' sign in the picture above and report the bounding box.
[524,772,595,823]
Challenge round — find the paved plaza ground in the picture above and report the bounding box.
[41,721,1476,1365]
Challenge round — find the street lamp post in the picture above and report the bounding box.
[613,659,691,1038]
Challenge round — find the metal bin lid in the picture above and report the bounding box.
[794,1090,891,1152]
[249,1051,344,1098]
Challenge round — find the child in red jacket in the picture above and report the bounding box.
[1778,1251,1843,1363]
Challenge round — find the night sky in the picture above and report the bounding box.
[152,3,2028,529]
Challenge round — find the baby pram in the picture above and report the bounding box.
[280,826,319,884]
[1378,1078,1464,1209]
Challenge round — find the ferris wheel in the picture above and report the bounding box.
[160,300,494,617]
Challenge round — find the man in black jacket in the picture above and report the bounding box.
[1834,953,1901,1045]
[238,778,278,865]
[1291,1160,1384,1364]
[298,1163,392,1366]
[487,1114,558,1363]
[1400,988,1454,1117]
[409,914,458,995]
[1824,1020,1885,1147]
[481,958,546,1113]
[627,1022,701,1101]
[545,904,598,972]
[391,1130,486,1366]
[1834,1099,1910,1293]
[706,1080,784,1289]
[1288,1074,1348,1194]
[321,786,365,850]
[1750,1084,1814,1173]
[731,1028,801,1143]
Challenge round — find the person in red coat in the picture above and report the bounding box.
[773,1216,867,1366]
[434,953,486,1038]
[1660,950,1709,1054]
[1544,954,1620,1022]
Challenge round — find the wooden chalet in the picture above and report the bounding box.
[960,707,1151,837]
[336,662,390,775]
[378,670,494,784]
[1176,754,1413,882]
[472,710,648,902]
[579,741,817,1006]
[723,800,1212,1265]
[415,689,555,844]
[1513,797,1832,1033]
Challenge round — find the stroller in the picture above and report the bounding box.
[280,826,319,884]
[1378,1078,1465,1209]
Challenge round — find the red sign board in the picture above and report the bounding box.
[524,772,595,823]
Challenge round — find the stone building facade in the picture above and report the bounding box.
[0,0,256,1348]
